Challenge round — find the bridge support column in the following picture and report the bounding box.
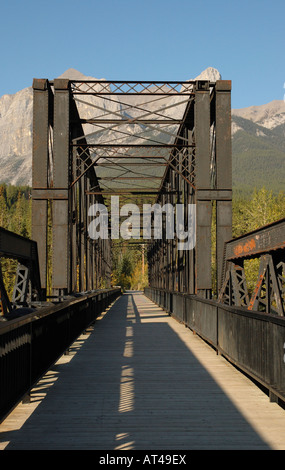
[195,81,212,298]
[32,79,53,298]
[52,79,70,297]
[215,81,232,292]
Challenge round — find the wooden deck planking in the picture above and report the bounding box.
[1,291,285,450]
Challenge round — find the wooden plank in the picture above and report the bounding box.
[1,292,285,450]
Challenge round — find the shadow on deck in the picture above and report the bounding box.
[1,291,285,450]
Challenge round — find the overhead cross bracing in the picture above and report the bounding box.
[70,80,196,201]
[32,78,232,300]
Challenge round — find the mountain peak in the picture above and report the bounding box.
[194,67,222,81]
[57,68,98,80]
[58,67,222,83]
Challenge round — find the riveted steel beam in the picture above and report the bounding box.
[32,79,53,294]
[215,80,232,291]
[225,218,285,261]
[194,80,212,298]
[219,218,285,315]
[52,79,70,295]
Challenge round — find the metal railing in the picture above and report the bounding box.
[145,287,285,405]
[0,288,121,423]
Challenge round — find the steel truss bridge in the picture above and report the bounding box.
[0,77,285,449]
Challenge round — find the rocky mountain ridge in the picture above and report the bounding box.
[0,67,221,185]
[232,100,285,132]
[0,68,284,192]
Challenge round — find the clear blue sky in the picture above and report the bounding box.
[1,0,284,109]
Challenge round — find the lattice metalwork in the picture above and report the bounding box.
[70,80,199,95]
[248,254,285,315]
[218,262,249,307]
[12,264,30,304]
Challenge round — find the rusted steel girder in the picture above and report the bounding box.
[225,218,285,261]
[219,218,285,315]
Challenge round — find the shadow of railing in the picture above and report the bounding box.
[0,291,273,450]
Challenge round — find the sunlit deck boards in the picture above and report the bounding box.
[1,291,285,450]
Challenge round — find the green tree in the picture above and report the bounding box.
[111,241,148,291]
[232,188,285,295]
[0,184,32,301]
[10,191,31,237]
[0,186,8,228]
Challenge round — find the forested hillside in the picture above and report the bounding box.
[232,115,285,195]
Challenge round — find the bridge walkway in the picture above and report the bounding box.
[1,291,285,450]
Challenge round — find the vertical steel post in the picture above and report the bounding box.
[70,146,77,292]
[188,127,195,295]
[215,80,232,292]
[195,81,212,298]
[32,79,52,297]
[177,149,184,292]
[52,79,70,296]
[86,178,91,291]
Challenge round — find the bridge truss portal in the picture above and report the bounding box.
[32,78,232,299]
